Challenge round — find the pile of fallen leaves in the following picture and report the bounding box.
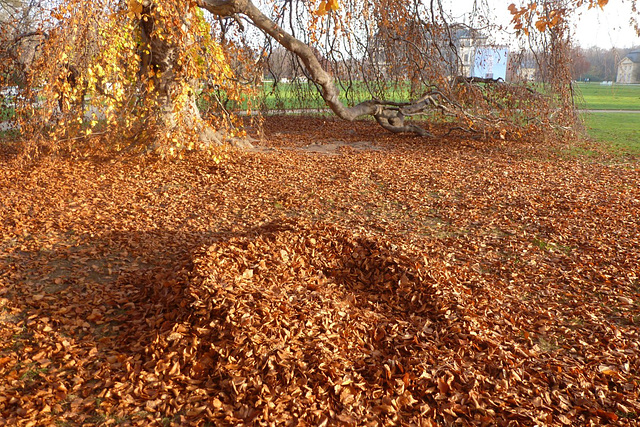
[147,220,639,425]
[172,222,438,425]
[0,116,639,426]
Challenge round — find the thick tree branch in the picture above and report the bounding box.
[198,0,439,136]
[196,0,239,17]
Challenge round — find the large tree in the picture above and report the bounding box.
[1,0,247,156]
[1,0,638,155]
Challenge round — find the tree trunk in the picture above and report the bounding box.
[139,1,252,148]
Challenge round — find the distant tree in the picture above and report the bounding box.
[570,48,591,80]
[0,0,45,34]
[581,47,621,81]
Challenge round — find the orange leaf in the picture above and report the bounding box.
[316,0,328,15]
[437,377,450,395]
[596,410,618,422]
[0,356,12,368]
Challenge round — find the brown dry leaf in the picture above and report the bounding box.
[0,116,638,426]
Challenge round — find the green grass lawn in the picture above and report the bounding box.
[258,81,640,112]
[582,112,640,154]
[255,80,416,110]
[257,81,640,114]
[574,82,640,110]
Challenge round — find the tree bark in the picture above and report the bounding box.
[139,1,252,148]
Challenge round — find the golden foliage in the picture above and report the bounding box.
[7,0,243,157]
[316,0,340,16]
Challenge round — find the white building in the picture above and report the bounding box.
[452,26,488,77]
[616,50,640,84]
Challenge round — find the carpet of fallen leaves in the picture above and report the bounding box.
[1,116,639,426]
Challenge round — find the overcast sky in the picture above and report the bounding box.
[572,3,640,49]
[443,0,640,49]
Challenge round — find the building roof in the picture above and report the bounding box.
[626,50,640,63]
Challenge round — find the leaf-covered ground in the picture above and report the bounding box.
[1,116,639,426]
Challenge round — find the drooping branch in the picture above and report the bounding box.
[198,0,439,136]
[197,0,572,139]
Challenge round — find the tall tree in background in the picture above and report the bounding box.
[570,47,591,80]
